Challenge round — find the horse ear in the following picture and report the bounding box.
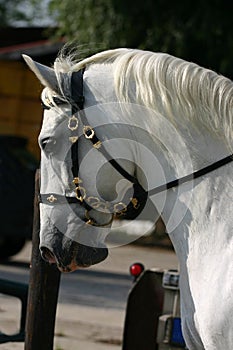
[22,54,59,92]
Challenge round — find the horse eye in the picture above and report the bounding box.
[40,137,56,151]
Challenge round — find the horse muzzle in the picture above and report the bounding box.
[40,239,108,273]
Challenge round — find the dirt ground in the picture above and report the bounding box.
[0,241,178,350]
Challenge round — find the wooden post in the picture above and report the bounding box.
[24,170,61,350]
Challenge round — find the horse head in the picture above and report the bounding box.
[23,54,153,272]
[23,55,118,272]
[23,48,233,348]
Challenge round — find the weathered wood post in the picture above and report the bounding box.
[24,170,61,350]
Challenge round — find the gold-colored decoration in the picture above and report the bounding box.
[68,115,79,131]
[72,177,86,202]
[114,202,127,214]
[87,196,109,211]
[69,136,79,143]
[73,177,82,185]
[83,125,95,139]
[85,210,113,227]
[130,197,140,209]
[97,202,109,211]
[75,186,86,202]
[85,219,94,226]
[93,141,102,149]
[84,211,96,226]
[47,195,58,203]
[87,196,101,209]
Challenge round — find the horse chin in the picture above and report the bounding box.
[41,248,90,272]
[57,260,89,273]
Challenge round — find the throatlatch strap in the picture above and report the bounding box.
[148,153,233,196]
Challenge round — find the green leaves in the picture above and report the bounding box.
[0,0,51,27]
[2,0,232,79]
[47,0,233,78]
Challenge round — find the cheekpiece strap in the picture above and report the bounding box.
[71,69,85,111]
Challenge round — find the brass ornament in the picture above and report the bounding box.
[73,177,82,185]
[68,115,79,131]
[47,195,58,203]
[72,177,86,202]
[130,197,140,209]
[87,196,109,211]
[75,186,86,202]
[85,210,113,227]
[114,202,127,215]
[69,136,79,143]
[83,125,95,139]
[93,140,102,149]
[87,196,101,209]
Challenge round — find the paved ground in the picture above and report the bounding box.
[0,241,178,350]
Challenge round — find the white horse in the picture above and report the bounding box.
[23,48,233,349]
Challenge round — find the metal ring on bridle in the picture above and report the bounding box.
[83,125,95,139]
[114,202,127,215]
[75,186,86,202]
[68,115,79,131]
[86,196,109,210]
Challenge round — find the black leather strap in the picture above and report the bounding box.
[71,70,85,110]
[70,69,139,184]
[148,153,233,196]
[40,68,233,215]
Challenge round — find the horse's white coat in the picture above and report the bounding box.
[24,49,233,349]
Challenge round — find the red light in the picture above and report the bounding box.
[129,263,144,278]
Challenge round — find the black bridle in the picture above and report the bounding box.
[40,68,233,226]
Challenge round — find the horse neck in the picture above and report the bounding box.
[175,117,231,166]
[157,117,233,263]
[136,110,232,235]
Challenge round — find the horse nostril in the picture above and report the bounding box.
[40,247,56,264]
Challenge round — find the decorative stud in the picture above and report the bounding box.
[87,196,101,209]
[87,196,109,211]
[84,210,113,227]
[73,177,82,185]
[130,197,140,209]
[75,186,86,202]
[69,136,79,143]
[47,195,58,203]
[83,125,95,139]
[68,115,79,131]
[93,140,102,149]
[114,202,127,215]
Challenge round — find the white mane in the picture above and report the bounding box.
[56,48,233,147]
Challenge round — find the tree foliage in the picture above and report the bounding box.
[0,0,49,27]
[48,0,233,79]
[0,0,26,26]
[2,0,231,78]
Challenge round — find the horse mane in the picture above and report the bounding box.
[55,48,233,147]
